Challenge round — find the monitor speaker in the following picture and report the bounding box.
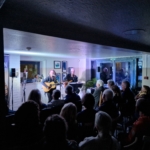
[10,68,16,77]
[98,67,100,72]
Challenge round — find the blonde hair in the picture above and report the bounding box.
[60,102,77,123]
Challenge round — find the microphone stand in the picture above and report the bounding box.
[22,78,27,103]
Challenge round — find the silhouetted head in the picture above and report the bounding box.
[52,89,61,100]
[65,85,73,94]
[107,80,115,88]
[28,89,42,108]
[82,93,95,109]
[121,80,130,91]
[102,89,113,102]
[95,111,112,134]
[60,102,77,123]
[15,101,40,129]
[43,114,68,142]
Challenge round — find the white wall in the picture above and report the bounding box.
[6,55,88,110]
[20,56,87,82]
[142,54,150,86]
[9,54,21,111]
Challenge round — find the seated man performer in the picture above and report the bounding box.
[64,68,78,93]
[42,70,58,102]
[65,68,78,82]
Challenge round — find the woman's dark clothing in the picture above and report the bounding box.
[43,140,79,150]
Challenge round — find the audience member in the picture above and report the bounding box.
[135,85,150,100]
[77,93,97,140]
[111,85,122,109]
[93,79,105,110]
[47,89,64,108]
[121,80,135,116]
[28,89,47,110]
[13,101,42,148]
[32,74,39,82]
[98,89,119,119]
[60,102,78,141]
[107,79,115,89]
[64,85,82,112]
[120,99,150,148]
[43,114,78,150]
[100,67,109,84]
[79,111,120,150]
[77,93,96,124]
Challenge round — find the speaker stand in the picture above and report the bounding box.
[11,77,14,111]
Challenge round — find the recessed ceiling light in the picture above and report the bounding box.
[123,29,145,35]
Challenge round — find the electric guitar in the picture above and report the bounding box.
[42,81,58,92]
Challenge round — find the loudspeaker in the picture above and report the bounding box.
[98,67,100,72]
[10,68,16,77]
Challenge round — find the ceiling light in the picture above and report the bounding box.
[123,29,145,35]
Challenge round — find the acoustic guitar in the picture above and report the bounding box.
[42,81,58,92]
[63,80,72,87]
[42,80,72,92]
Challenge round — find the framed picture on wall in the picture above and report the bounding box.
[56,73,61,83]
[54,61,61,69]
[62,61,67,72]
[62,73,67,82]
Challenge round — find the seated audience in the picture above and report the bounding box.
[121,99,150,148]
[98,89,119,119]
[43,114,78,150]
[28,89,47,110]
[11,101,42,149]
[60,102,78,141]
[111,85,122,110]
[121,80,135,116]
[32,74,39,82]
[77,93,96,124]
[79,111,120,150]
[47,89,64,108]
[135,85,150,100]
[107,79,115,89]
[93,79,105,110]
[64,85,81,112]
[77,93,97,140]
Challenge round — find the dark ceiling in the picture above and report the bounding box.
[1,0,150,52]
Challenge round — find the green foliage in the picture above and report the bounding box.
[85,78,97,89]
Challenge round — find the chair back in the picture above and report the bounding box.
[142,135,150,150]
[98,91,103,106]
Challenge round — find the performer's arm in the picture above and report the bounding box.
[41,76,49,88]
